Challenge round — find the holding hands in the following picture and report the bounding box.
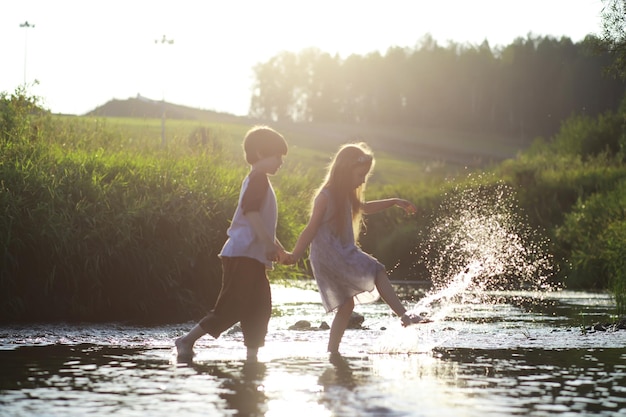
[268,245,298,265]
[267,245,288,263]
[280,251,298,265]
[278,249,298,265]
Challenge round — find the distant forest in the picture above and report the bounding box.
[250,34,626,143]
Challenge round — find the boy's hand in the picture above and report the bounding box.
[266,244,281,262]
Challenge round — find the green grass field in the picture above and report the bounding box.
[79,111,523,189]
[82,95,525,187]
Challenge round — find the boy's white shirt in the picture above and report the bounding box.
[219,174,277,269]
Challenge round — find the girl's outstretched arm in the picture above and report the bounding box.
[289,192,329,262]
[363,198,416,215]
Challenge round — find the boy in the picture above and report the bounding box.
[175,125,288,362]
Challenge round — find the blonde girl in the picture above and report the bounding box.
[286,142,428,355]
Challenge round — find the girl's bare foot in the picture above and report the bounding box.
[246,347,259,363]
[401,313,432,327]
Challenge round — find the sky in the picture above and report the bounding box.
[2,0,606,117]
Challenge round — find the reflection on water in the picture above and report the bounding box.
[433,347,626,415]
[5,186,622,416]
[1,288,625,416]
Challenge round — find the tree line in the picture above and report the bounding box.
[250,34,626,144]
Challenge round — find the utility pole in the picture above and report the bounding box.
[19,21,35,86]
[155,35,174,148]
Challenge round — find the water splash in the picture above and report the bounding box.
[409,180,557,320]
[371,262,485,354]
[409,260,485,321]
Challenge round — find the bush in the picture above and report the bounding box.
[550,110,623,159]
[0,87,46,144]
[604,220,626,316]
[556,179,626,298]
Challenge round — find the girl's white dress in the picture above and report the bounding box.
[309,190,383,312]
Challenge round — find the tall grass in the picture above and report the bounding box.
[2,88,626,321]
[0,91,307,322]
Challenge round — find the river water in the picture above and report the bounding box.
[1,285,625,417]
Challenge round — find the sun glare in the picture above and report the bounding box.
[3,0,603,116]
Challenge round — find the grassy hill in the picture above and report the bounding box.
[86,95,248,124]
[87,96,525,172]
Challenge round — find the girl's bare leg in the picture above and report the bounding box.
[374,270,407,317]
[328,297,355,354]
[246,347,259,363]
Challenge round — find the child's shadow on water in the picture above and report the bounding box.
[187,360,268,416]
[318,353,366,391]
[316,354,375,415]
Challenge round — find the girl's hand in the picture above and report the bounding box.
[396,198,417,215]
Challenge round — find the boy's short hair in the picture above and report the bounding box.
[243,125,288,165]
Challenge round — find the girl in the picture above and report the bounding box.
[286,142,429,355]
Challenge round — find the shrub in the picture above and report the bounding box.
[556,179,626,298]
[551,110,622,158]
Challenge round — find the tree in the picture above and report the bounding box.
[599,0,626,79]
[304,49,342,123]
[249,52,303,122]
[249,33,624,137]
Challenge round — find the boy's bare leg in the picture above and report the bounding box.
[328,298,355,354]
[175,324,206,358]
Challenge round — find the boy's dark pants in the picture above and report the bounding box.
[199,256,271,349]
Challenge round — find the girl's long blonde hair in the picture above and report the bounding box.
[316,142,374,240]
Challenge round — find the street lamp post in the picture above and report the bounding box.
[19,21,35,86]
[155,35,174,148]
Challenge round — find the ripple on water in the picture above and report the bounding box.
[1,288,625,416]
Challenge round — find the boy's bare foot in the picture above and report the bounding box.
[175,337,194,360]
[401,313,432,327]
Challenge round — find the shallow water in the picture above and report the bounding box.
[1,286,625,416]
